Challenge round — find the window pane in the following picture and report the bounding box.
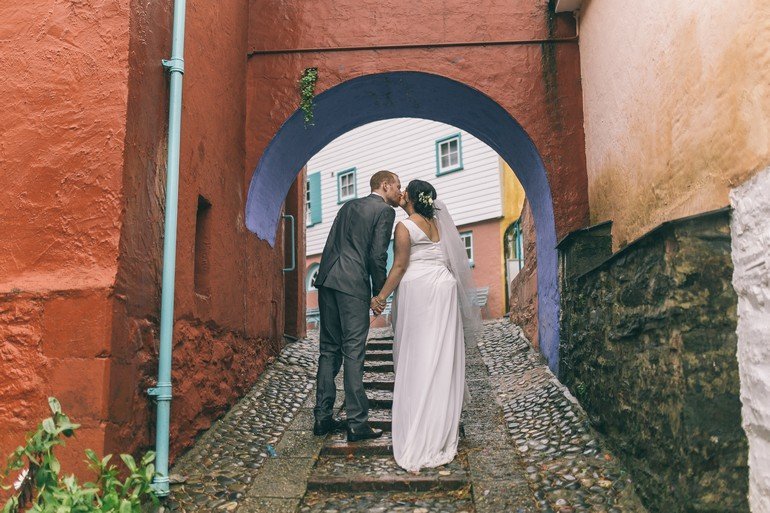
[449,139,458,152]
[441,155,450,168]
[461,233,473,260]
[449,151,458,167]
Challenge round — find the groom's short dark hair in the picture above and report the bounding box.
[370,170,397,190]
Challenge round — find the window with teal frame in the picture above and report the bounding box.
[460,231,474,267]
[337,168,357,203]
[435,133,463,175]
[306,172,322,226]
[306,263,320,291]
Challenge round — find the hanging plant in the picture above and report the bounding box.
[298,67,319,127]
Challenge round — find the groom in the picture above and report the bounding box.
[313,170,401,442]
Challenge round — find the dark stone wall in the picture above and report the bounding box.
[559,208,748,513]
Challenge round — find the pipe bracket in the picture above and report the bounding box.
[147,382,173,401]
[151,474,170,496]
[161,57,185,74]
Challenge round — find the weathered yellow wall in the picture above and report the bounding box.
[500,159,526,308]
[579,0,770,247]
[501,159,527,229]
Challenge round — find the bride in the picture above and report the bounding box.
[370,179,482,472]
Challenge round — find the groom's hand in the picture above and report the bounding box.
[370,297,385,315]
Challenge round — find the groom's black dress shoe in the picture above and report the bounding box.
[346,423,384,442]
[313,417,347,436]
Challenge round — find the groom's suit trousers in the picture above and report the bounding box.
[314,285,370,430]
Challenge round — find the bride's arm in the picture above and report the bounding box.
[371,222,410,310]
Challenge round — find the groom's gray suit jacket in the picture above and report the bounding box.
[315,193,396,300]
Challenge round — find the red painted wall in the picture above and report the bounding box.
[464,219,506,319]
[0,0,132,473]
[245,0,589,241]
[0,0,302,476]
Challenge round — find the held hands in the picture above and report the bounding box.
[370,295,387,316]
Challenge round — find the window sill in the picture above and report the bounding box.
[436,166,464,177]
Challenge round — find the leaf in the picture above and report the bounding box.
[101,455,112,467]
[48,398,62,415]
[49,457,61,475]
[144,464,155,482]
[42,418,56,434]
[139,452,155,467]
[119,454,137,473]
[118,499,132,513]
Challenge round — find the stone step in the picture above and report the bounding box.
[306,455,469,492]
[365,349,393,362]
[364,361,394,373]
[299,490,474,512]
[368,334,394,341]
[338,408,392,431]
[332,389,393,408]
[363,373,395,391]
[322,431,393,456]
[366,341,393,351]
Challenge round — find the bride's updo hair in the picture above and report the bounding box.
[407,179,438,219]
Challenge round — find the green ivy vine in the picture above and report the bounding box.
[298,67,319,127]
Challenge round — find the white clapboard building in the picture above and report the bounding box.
[304,118,525,324]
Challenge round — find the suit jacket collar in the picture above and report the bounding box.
[369,192,386,202]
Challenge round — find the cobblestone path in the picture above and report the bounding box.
[164,321,648,513]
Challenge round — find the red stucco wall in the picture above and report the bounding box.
[0,0,132,474]
[108,0,299,462]
[245,0,589,241]
[0,0,300,475]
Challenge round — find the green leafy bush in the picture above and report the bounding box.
[1,398,158,512]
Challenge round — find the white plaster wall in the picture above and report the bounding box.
[731,165,770,513]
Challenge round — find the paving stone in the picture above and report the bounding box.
[235,497,299,513]
[273,428,326,458]
[244,456,316,499]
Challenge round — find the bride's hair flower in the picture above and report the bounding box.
[417,191,434,206]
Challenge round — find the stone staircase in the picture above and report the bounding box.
[297,333,475,512]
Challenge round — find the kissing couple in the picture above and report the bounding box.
[312,170,481,473]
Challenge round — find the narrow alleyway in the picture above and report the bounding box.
[165,321,648,513]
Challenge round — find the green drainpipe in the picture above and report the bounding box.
[147,0,187,497]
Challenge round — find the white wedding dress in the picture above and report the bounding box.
[391,217,468,472]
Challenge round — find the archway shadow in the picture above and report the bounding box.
[245,71,560,373]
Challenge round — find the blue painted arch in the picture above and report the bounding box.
[245,71,561,373]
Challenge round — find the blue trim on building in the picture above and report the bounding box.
[336,167,357,204]
[307,172,322,226]
[435,132,464,176]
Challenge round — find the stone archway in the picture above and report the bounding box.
[245,71,562,371]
